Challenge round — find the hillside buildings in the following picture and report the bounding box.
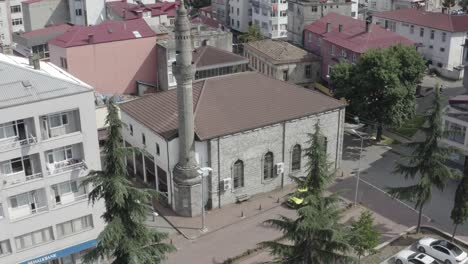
[373,9,468,80]
[0,54,104,264]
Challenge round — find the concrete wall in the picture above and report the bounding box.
[0,91,104,264]
[209,108,345,208]
[68,0,105,26]
[22,0,69,32]
[212,0,230,25]
[49,36,158,95]
[229,0,251,33]
[251,0,288,38]
[0,1,13,46]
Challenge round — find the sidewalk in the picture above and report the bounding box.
[154,185,296,240]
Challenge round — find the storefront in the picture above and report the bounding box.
[19,240,97,264]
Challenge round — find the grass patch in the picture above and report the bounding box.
[394,115,425,138]
[370,134,400,146]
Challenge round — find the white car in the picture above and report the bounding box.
[394,249,437,264]
[417,237,468,264]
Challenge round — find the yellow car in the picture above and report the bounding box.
[287,187,308,207]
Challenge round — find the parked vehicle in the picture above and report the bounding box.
[394,249,437,264]
[417,237,468,264]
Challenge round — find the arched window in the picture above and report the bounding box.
[233,160,244,189]
[263,152,274,180]
[291,144,301,171]
[322,136,328,154]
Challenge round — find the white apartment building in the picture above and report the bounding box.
[0,54,105,264]
[250,0,288,38]
[374,9,468,80]
[367,0,440,12]
[229,0,252,33]
[0,0,28,47]
[68,0,105,26]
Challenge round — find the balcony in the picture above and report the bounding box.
[1,154,43,188]
[40,110,81,140]
[8,188,48,220]
[45,143,86,176]
[46,159,86,176]
[51,180,88,208]
[0,118,37,152]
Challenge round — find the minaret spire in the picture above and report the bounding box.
[172,0,202,217]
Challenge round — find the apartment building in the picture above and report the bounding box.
[250,0,288,38]
[0,0,28,47]
[211,0,230,25]
[68,0,105,26]
[0,54,104,264]
[229,0,252,33]
[373,8,468,80]
[367,0,440,13]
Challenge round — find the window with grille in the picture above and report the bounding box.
[263,152,274,180]
[291,145,301,171]
[233,160,244,189]
[56,215,93,238]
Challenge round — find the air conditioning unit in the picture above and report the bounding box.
[275,162,284,175]
[222,178,231,191]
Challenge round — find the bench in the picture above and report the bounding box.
[236,194,251,203]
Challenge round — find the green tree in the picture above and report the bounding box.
[259,195,354,264]
[239,25,263,43]
[82,98,175,264]
[460,0,468,12]
[387,86,458,233]
[293,123,333,198]
[451,158,468,241]
[332,44,425,141]
[350,211,380,263]
[443,0,456,10]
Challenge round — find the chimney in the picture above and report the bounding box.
[326,22,331,33]
[338,24,343,32]
[32,54,40,70]
[28,55,34,67]
[88,34,94,43]
[365,15,372,33]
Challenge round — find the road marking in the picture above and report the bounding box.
[349,175,432,222]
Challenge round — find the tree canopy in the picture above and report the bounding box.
[332,44,425,141]
[239,25,264,43]
[460,0,468,11]
[350,211,379,262]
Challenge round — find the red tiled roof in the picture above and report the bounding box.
[200,5,212,12]
[49,19,156,48]
[305,12,413,53]
[20,23,73,39]
[120,72,345,140]
[373,8,468,32]
[192,45,248,68]
[191,15,230,30]
[107,0,178,20]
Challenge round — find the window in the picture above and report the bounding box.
[233,160,244,189]
[433,245,450,255]
[430,30,434,39]
[280,24,287,30]
[352,53,357,63]
[263,152,274,180]
[237,8,239,15]
[46,146,73,164]
[331,45,336,55]
[51,180,86,205]
[305,65,312,78]
[12,18,22,26]
[231,6,234,13]
[129,124,133,136]
[0,203,3,219]
[57,215,93,238]
[410,25,414,34]
[75,8,82,16]
[0,121,17,139]
[262,22,268,29]
[142,133,146,146]
[156,143,160,156]
[10,5,21,13]
[341,49,347,58]
[440,47,445,52]
[283,70,288,81]
[446,121,466,144]
[49,112,68,128]
[308,32,312,42]
[420,27,424,37]
[231,18,234,26]
[291,145,301,171]
[442,32,447,42]
[280,10,287,17]
[60,57,68,69]
[15,227,54,250]
[429,45,433,49]
[32,44,50,59]
[254,7,259,14]
[262,8,268,16]
[2,157,26,175]
[0,240,11,256]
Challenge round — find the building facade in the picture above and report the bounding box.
[48,19,158,95]
[251,0,288,39]
[120,72,345,213]
[22,0,69,32]
[367,0,440,13]
[211,0,230,25]
[228,0,251,33]
[373,9,468,80]
[243,39,320,87]
[287,0,353,45]
[0,54,104,264]
[0,0,28,47]
[67,0,105,26]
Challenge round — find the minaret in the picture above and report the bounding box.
[172,0,202,217]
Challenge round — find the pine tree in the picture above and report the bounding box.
[239,25,263,43]
[82,97,175,264]
[387,85,458,233]
[350,211,380,263]
[451,157,468,241]
[259,195,354,264]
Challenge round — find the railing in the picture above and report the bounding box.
[54,193,87,207]
[47,160,85,175]
[9,205,48,220]
[3,172,43,187]
[0,136,37,152]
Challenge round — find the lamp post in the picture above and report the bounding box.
[350,129,364,207]
[198,167,212,232]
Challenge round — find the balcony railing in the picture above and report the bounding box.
[0,136,37,152]
[54,193,87,207]
[9,205,48,220]
[47,159,86,176]
[3,172,43,187]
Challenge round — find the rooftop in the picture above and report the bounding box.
[17,23,73,39]
[48,19,156,48]
[191,15,230,30]
[373,8,468,32]
[0,54,92,109]
[120,72,344,140]
[193,45,248,69]
[244,39,319,64]
[107,0,178,20]
[305,12,413,53]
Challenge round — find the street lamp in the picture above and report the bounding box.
[349,129,364,207]
[198,167,212,232]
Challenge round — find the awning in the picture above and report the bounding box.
[20,240,97,264]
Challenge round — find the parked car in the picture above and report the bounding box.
[417,237,468,264]
[394,249,437,264]
[287,186,308,208]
